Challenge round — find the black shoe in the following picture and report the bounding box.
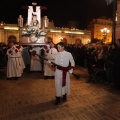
[54,97,60,105]
[6,78,11,80]
[44,76,49,80]
[63,93,67,102]
[54,101,60,105]
[14,77,19,80]
[50,76,54,79]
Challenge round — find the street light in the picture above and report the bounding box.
[101,27,110,43]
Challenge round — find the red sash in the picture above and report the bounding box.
[57,65,74,87]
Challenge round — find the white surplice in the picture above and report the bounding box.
[30,47,42,71]
[55,50,75,96]
[7,45,25,78]
[44,47,58,76]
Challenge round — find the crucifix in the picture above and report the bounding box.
[22,0,47,28]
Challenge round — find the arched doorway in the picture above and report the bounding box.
[8,35,17,44]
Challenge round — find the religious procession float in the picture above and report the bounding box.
[19,3,49,46]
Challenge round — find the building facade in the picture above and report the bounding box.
[0,24,20,44]
[0,21,91,45]
[87,18,112,43]
[46,27,91,45]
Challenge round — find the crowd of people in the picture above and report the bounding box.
[60,40,120,90]
[0,38,120,104]
[72,40,120,90]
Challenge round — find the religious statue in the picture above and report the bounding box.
[42,16,49,31]
[28,6,41,28]
[19,2,48,45]
[30,13,39,29]
[18,15,23,27]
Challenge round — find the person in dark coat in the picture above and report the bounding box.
[87,52,105,82]
[112,39,120,89]
[105,43,117,84]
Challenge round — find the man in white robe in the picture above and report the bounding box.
[44,42,58,79]
[54,42,75,105]
[7,42,25,80]
[30,46,42,71]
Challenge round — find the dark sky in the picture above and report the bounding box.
[0,0,113,29]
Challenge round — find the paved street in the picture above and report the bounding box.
[0,67,120,120]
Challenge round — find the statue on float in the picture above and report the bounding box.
[19,4,49,45]
[18,2,51,73]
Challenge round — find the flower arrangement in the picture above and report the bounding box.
[22,27,46,38]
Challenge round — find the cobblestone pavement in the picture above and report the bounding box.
[0,67,120,120]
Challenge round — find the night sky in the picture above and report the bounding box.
[0,0,113,29]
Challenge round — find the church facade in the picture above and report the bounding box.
[0,22,91,45]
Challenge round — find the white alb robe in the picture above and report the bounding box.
[55,50,75,96]
[7,45,25,78]
[30,47,42,71]
[44,48,58,76]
